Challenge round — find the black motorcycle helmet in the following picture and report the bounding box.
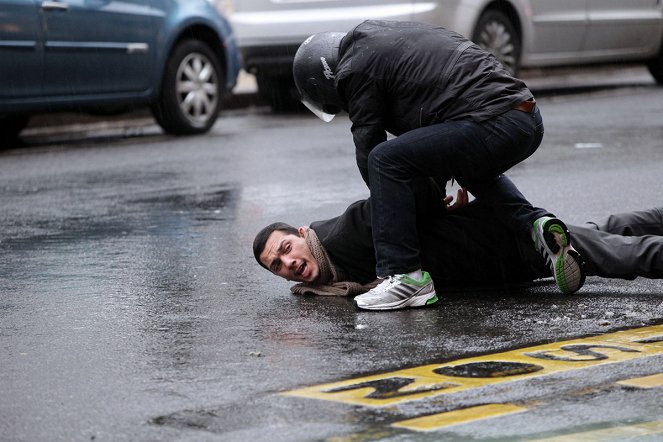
[293,32,347,122]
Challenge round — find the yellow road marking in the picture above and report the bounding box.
[617,372,663,389]
[283,325,663,407]
[391,403,526,432]
[531,420,663,441]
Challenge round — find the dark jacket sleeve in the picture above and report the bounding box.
[340,74,388,186]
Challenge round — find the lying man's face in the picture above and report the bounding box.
[259,227,320,283]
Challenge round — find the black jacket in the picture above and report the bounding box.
[310,180,545,287]
[311,196,663,287]
[335,20,533,184]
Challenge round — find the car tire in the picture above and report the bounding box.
[152,39,224,135]
[472,9,521,75]
[0,114,30,144]
[646,49,663,84]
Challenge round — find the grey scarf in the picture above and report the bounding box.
[290,227,379,297]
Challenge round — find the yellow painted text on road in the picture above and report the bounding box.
[617,372,663,389]
[392,403,526,432]
[532,420,663,441]
[283,325,663,407]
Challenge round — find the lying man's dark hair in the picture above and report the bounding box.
[253,222,299,269]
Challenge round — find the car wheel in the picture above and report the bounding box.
[256,72,303,113]
[472,9,521,75]
[646,49,663,84]
[152,39,224,135]
[0,114,30,144]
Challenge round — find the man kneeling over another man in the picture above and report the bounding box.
[253,179,663,311]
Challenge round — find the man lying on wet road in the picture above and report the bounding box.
[292,19,583,308]
[253,178,663,311]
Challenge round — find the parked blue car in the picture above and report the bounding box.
[0,0,242,140]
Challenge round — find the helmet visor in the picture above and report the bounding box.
[301,98,336,123]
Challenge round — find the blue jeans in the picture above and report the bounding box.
[368,106,550,277]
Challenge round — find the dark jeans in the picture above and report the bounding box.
[368,106,549,277]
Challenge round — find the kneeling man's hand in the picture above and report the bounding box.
[443,187,469,212]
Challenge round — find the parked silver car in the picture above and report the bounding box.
[230,0,663,110]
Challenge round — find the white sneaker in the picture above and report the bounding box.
[354,271,438,311]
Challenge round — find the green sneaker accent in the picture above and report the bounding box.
[426,294,439,305]
[555,256,569,294]
[548,223,569,247]
[400,271,432,286]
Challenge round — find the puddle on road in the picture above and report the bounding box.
[128,184,240,213]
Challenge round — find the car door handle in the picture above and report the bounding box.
[41,1,69,11]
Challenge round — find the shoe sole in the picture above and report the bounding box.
[354,290,439,311]
[556,248,586,294]
[537,218,586,294]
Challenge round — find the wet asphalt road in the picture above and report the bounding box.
[1,68,663,441]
